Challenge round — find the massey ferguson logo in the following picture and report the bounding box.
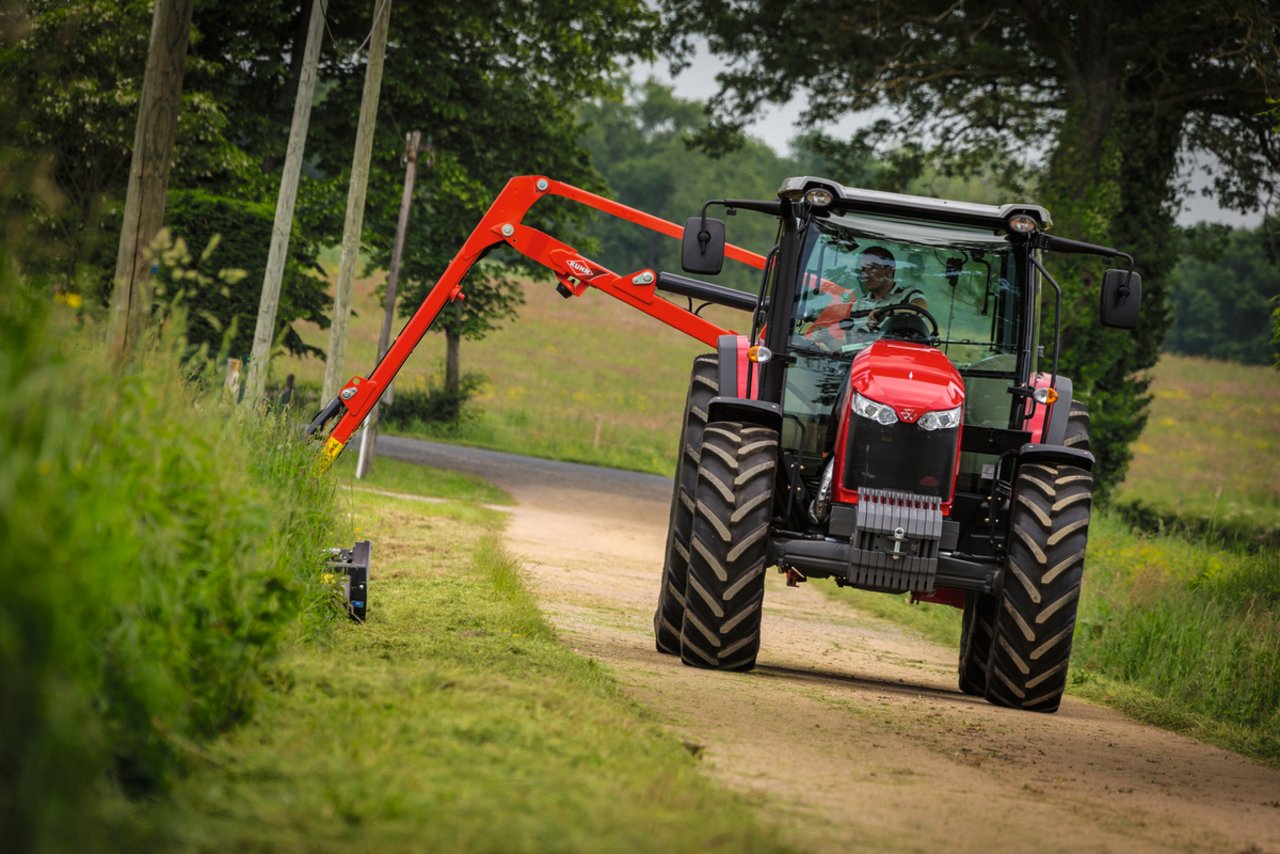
[565,258,595,278]
[898,407,919,422]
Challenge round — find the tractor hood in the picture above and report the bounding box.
[848,341,964,422]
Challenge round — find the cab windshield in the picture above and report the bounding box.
[780,210,1025,464]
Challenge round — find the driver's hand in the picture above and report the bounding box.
[866,308,882,330]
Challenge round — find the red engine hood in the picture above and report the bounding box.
[848,340,964,422]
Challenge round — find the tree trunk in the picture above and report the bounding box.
[322,0,393,403]
[244,0,325,404]
[107,0,193,362]
[445,301,462,397]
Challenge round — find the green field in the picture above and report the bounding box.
[277,270,738,475]
[1114,353,1280,537]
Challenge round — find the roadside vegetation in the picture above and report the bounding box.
[0,273,340,851]
[136,470,787,852]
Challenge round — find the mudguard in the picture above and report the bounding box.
[1041,375,1075,447]
[1016,443,1094,471]
[715,334,752,398]
[707,397,784,431]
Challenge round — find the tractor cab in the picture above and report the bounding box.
[776,198,1039,506]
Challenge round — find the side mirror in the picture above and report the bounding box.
[1100,268,1141,329]
[681,216,725,275]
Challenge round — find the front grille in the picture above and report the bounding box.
[843,419,958,500]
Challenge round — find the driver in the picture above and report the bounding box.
[854,246,928,331]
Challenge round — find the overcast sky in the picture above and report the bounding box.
[635,51,1264,229]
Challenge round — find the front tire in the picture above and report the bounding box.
[985,460,1093,712]
[654,354,718,654]
[679,421,778,672]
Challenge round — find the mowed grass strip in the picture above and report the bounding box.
[147,485,787,852]
[329,449,514,506]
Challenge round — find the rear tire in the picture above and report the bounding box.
[654,354,718,654]
[679,421,777,672]
[985,460,1093,712]
[958,591,997,696]
[1062,400,1090,452]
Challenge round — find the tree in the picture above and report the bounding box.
[0,1,336,366]
[662,0,1280,496]
[579,80,803,293]
[108,0,193,361]
[303,0,657,397]
[1163,220,1280,365]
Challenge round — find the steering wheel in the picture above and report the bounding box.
[865,303,939,342]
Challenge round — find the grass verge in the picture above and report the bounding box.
[1073,514,1279,763]
[139,485,788,852]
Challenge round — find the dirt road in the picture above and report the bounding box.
[379,437,1280,853]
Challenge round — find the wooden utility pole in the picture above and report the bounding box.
[244,0,325,405]
[107,0,193,362]
[355,131,424,479]
[322,0,393,403]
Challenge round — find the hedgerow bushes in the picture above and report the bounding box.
[0,266,338,850]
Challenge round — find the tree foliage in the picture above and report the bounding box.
[294,0,657,391]
[1162,220,1280,365]
[662,0,1280,496]
[159,189,328,359]
[2,0,658,388]
[579,80,800,293]
[0,0,331,357]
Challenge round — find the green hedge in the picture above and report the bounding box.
[0,270,338,850]
[158,188,330,362]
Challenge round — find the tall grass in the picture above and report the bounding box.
[0,272,338,850]
[1074,515,1280,759]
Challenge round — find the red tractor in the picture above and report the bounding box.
[308,175,1141,713]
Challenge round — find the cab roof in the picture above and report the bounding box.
[778,176,1052,231]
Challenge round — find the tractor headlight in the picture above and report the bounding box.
[917,405,962,431]
[853,392,899,426]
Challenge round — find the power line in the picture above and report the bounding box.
[318,0,391,65]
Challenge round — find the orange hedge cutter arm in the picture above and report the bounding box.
[306,175,769,469]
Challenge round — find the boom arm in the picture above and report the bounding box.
[307,175,770,469]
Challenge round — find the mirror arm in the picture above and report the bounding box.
[1034,232,1137,299]
[698,200,721,249]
